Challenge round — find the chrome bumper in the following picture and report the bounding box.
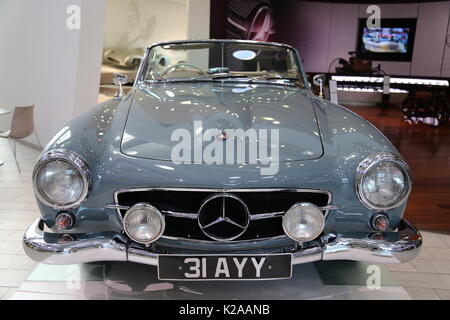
[23,218,422,266]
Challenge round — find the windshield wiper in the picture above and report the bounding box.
[252,75,300,82]
[144,75,301,85]
[147,75,250,82]
[209,74,300,81]
[209,74,251,80]
[144,77,218,83]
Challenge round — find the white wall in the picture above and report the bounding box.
[0,0,106,145]
[0,0,211,146]
[186,0,211,40]
[103,0,188,50]
[75,1,108,115]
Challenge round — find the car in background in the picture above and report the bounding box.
[103,47,145,68]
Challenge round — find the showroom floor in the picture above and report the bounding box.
[1,130,450,300]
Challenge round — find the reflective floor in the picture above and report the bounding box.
[10,261,410,300]
[348,106,450,231]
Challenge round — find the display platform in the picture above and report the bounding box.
[11,261,410,300]
[309,73,449,107]
[335,75,448,107]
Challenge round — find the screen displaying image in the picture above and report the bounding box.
[362,27,410,53]
[356,18,417,61]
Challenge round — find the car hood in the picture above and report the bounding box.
[121,82,323,162]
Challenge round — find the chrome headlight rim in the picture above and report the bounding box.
[356,152,412,211]
[33,149,91,210]
[123,203,166,245]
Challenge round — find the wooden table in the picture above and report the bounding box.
[0,108,12,167]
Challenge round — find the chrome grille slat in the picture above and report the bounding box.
[162,210,197,219]
[105,206,338,220]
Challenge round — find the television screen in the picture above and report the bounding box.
[357,18,417,61]
[362,27,410,53]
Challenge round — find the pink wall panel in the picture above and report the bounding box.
[441,18,450,77]
[326,3,359,73]
[282,1,450,77]
[358,3,419,18]
[358,3,419,75]
[411,1,450,76]
[293,1,332,73]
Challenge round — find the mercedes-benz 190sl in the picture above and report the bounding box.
[23,40,422,281]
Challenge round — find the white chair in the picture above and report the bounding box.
[0,105,41,172]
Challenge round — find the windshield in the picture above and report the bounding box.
[141,41,305,87]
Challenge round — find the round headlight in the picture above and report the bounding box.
[356,152,411,211]
[33,150,90,209]
[123,203,165,244]
[282,203,325,242]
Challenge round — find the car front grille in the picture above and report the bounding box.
[113,188,331,242]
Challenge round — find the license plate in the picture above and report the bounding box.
[158,254,292,280]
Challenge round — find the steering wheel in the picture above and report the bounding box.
[160,62,204,78]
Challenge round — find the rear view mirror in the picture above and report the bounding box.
[113,72,128,98]
[313,74,327,98]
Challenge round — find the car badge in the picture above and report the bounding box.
[216,131,228,141]
[198,193,250,241]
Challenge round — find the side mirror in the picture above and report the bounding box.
[313,74,327,98]
[112,72,128,98]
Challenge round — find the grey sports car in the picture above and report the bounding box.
[23,40,421,281]
[103,47,145,69]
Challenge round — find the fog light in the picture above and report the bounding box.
[55,212,74,230]
[123,203,165,245]
[371,213,390,231]
[282,203,325,242]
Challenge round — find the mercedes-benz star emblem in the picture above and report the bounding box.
[216,131,228,141]
[198,193,250,241]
